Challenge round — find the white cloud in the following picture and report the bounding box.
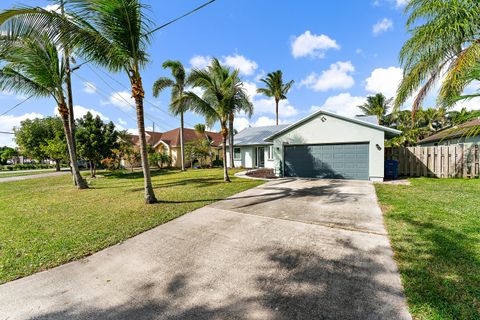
[234,116,289,131]
[253,98,298,118]
[242,81,258,100]
[372,18,393,36]
[223,54,258,76]
[0,112,44,147]
[396,0,409,7]
[365,66,403,98]
[43,4,61,12]
[311,93,366,118]
[234,117,250,132]
[291,31,339,59]
[189,55,211,69]
[54,105,109,121]
[189,54,258,76]
[118,117,127,126]
[83,82,97,94]
[300,61,355,92]
[103,91,134,112]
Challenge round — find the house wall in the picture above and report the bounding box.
[272,113,386,180]
[418,136,480,147]
[226,145,275,169]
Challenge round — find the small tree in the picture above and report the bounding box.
[14,117,67,170]
[76,112,118,177]
[0,147,18,165]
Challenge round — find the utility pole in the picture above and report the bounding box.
[61,0,78,185]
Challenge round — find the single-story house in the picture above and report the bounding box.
[127,128,223,168]
[227,110,401,181]
[153,128,222,167]
[417,118,480,146]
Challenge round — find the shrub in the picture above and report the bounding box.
[212,159,223,167]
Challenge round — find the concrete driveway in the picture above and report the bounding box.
[0,179,410,320]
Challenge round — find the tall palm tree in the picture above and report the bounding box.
[67,0,157,203]
[395,0,480,113]
[0,31,87,189]
[257,70,294,126]
[0,1,157,203]
[152,60,188,171]
[357,93,393,125]
[178,58,252,182]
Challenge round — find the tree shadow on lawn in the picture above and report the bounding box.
[388,215,480,319]
[24,238,408,320]
[103,169,180,180]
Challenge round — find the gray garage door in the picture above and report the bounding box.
[284,143,369,180]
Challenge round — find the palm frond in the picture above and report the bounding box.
[152,77,174,97]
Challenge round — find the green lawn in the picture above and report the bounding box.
[0,168,263,284]
[0,169,56,178]
[375,178,480,320]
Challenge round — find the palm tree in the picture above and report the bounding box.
[0,31,87,189]
[357,93,393,125]
[152,60,188,171]
[257,70,294,126]
[0,1,158,203]
[178,58,252,182]
[395,0,480,113]
[67,0,157,203]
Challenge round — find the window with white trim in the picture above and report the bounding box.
[267,145,274,160]
[233,147,241,160]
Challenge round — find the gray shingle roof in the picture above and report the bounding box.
[229,125,290,146]
[354,115,379,125]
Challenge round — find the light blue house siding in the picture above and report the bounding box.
[228,111,400,181]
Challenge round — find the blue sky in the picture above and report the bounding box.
[0,0,448,146]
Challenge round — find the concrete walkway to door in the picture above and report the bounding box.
[0,179,411,320]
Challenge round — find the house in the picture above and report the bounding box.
[128,128,223,168]
[417,118,480,146]
[152,128,223,167]
[227,110,401,181]
[226,125,289,169]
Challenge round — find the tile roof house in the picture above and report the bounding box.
[417,118,480,146]
[127,128,223,168]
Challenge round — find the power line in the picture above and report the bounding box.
[72,71,170,132]
[72,0,216,72]
[0,131,14,134]
[84,64,175,130]
[0,95,34,117]
[89,63,198,128]
[143,0,216,37]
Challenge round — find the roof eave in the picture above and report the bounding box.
[264,110,401,141]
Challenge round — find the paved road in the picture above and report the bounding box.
[0,171,69,183]
[0,179,411,320]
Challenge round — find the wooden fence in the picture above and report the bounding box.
[385,145,480,178]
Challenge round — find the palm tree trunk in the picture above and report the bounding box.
[228,112,235,168]
[180,112,185,171]
[275,99,279,126]
[132,78,157,204]
[221,128,230,182]
[58,102,88,189]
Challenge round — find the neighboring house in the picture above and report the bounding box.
[228,110,401,181]
[152,128,222,167]
[128,128,223,168]
[417,118,480,146]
